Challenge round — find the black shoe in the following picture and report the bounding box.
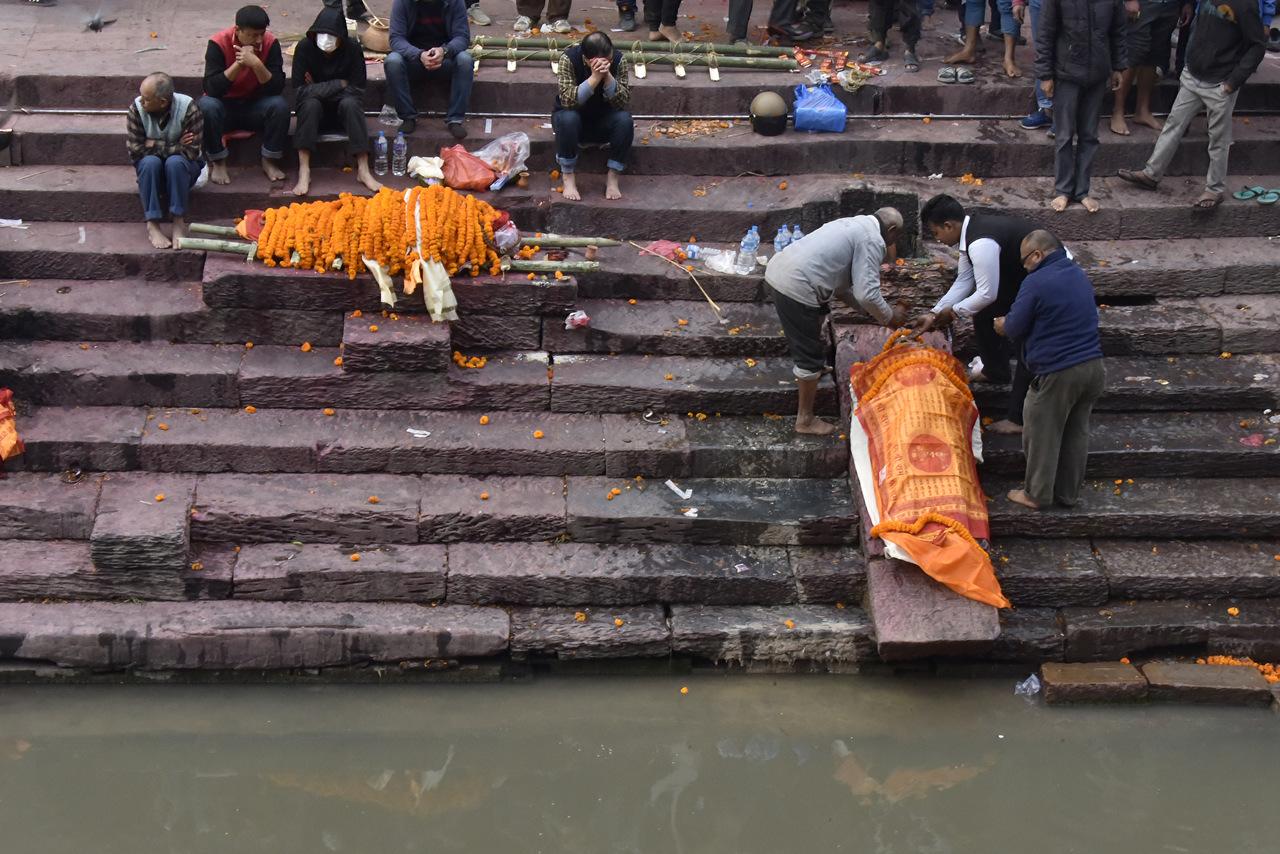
[447,121,467,140]
[862,45,890,63]
[618,11,637,31]
[400,117,417,135]
[767,22,817,43]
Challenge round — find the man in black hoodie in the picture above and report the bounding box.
[1118,0,1265,208]
[291,7,381,196]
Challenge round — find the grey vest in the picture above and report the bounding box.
[134,93,193,147]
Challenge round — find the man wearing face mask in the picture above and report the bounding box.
[291,6,381,196]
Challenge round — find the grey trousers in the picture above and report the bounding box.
[1052,78,1108,201]
[1021,358,1105,507]
[1143,68,1240,194]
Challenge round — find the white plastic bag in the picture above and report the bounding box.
[473,132,530,191]
[194,162,210,190]
[493,221,521,255]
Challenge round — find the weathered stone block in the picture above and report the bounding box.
[669,604,875,665]
[1096,301,1221,356]
[1099,539,1280,600]
[233,543,447,602]
[451,315,542,351]
[0,540,188,602]
[141,407,327,473]
[341,314,451,373]
[1041,662,1148,704]
[185,543,236,600]
[790,547,867,604]
[989,608,1066,663]
[0,473,101,540]
[989,539,1108,607]
[865,559,1000,661]
[1197,295,1280,354]
[542,299,787,357]
[510,606,670,659]
[12,406,145,472]
[419,475,565,543]
[1059,599,1280,661]
[90,472,196,573]
[1141,661,1274,706]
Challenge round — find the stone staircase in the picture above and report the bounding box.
[2,0,1280,678]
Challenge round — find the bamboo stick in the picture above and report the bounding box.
[474,48,798,70]
[471,36,789,57]
[628,240,724,322]
[519,236,622,248]
[506,259,600,272]
[188,223,241,238]
[176,237,256,256]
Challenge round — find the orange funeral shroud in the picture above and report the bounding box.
[850,332,1010,608]
[0,388,23,463]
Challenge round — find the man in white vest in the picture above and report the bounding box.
[126,72,205,250]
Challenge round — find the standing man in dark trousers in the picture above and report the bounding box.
[996,230,1105,511]
[1035,0,1128,213]
[864,0,924,71]
[727,0,824,43]
[913,194,1041,435]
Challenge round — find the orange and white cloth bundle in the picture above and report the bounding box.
[0,388,23,463]
[849,332,1010,608]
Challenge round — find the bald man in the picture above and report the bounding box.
[765,208,909,436]
[126,72,205,250]
[994,230,1104,511]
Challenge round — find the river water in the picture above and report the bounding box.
[0,675,1275,853]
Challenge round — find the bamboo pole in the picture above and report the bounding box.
[519,236,622,248]
[474,48,798,70]
[188,223,241,238]
[506,259,600,273]
[471,36,788,57]
[177,237,256,256]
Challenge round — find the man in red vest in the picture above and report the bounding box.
[197,5,290,186]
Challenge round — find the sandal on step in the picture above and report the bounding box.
[904,50,921,72]
[956,67,976,84]
[1258,190,1280,205]
[1233,185,1266,200]
[937,66,957,83]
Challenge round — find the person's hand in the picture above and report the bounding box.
[422,47,445,69]
[303,71,314,84]
[911,312,937,333]
[889,301,911,329]
[237,45,263,70]
[1109,71,1122,91]
[339,79,348,89]
[1124,0,1140,19]
[179,131,197,146]
[1013,4,1026,23]
[144,138,157,148]
[1041,78,1055,99]
[1178,3,1193,26]
[993,316,1007,337]
[1221,81,1235,94]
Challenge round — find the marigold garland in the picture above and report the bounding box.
[254,186,503,280]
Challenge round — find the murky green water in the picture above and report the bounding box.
[0,676,1275,853]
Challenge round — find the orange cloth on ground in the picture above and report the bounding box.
[0,388,23,462]
[851,336,1010,609]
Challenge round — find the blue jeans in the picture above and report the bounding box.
[919,0,934,15]
[994,0,1018,34]
[196,94,290,162]
[384,50,474,124]
[135,154,203,222]
[1029,0,1052,110]
[962,0,985,26]
[553,109,634,173]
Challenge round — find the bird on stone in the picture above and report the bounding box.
[84,6,118,32]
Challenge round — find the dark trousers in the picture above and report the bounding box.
[197,94,290,162]
[383,50,474,124]
[294,95,371,156]
[869,0,922,47]
[727,0,829,38]
[553,109,634,173]
[1052,78,1107,200]
[135,154,203,221]
[516,0,572,20]
[1022,358,1106,506]
[618,0,637,12]
[644,0,682,28]
[974,306,1032,424]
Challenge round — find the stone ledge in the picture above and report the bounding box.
[865,559,1000,661]
[1041,662,1148,704]
[1141,661,1274,706]
[510,606,671,660]
[669,604,875,666]
[233,543,447,602]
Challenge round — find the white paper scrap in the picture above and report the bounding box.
[665,479,693,500]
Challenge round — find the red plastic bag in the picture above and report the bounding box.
[237,210,266,241]
[441,145,497,192]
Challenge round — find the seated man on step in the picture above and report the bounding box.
[996,230,1105,511]
[913,194,1041,435]
[126,72,205,250]
[291,6,382,196]
[384,0,473,138]
[553,31,633,202]
[198,5,290,186]
[765,208,909,437]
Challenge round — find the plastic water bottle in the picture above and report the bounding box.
[774,224,792,255]
[374,131,389,177]
[684,244,700,260]
[735,226,760,275]
[391,132,408,177]
[790,224,805,244]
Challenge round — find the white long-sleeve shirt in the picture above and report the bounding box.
[764,215,892,323]
[931,215,1071,318]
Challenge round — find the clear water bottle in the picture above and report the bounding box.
[374,131,389,177]
[391,132,408,177]
[790,224,805,243]
[735,226,760,275]
[774,224,792,255]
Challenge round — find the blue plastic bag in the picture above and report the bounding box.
[793,84,847,133]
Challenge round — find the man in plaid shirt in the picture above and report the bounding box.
[553,31,633,201]
[126,72,205,250]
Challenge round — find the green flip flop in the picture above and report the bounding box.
[1233,185,1266,200]
[1258,190,1280,205]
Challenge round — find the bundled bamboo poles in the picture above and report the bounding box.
[471,35,793,58]
[472,46,798,70]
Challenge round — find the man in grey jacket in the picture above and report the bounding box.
[1035,0,1128,213]
[765,208,907,436]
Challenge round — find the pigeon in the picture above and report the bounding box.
[84,7,117,32]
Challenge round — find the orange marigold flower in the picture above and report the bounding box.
[784,619,796,629]
[533,430,544,439]
[369,324,379,332]
[323,408,336,416]
[479,415,490,425]
[244,405,257,414]
[628,298,638,305]
[368,496,380,504]
[245,341,254,349]
[614,618,625,627]
[922,116,932,124]
[154,493,166,502]
[677,318,689,326]
[157,423,170,431]
[480,492,490,500]
[352,310,363,318]
[190,562,204,572]
[1119,657,1131,664]
[1228,606,1240,616]
[300,342,313,352]
[527,272,537,280]
[333,357,344,367]
[778,181,788,190]
[350,553,361,562]
[574,611,588,622]
[680,686,689,695]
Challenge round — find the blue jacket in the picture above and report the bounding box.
[390,0,470,64]
[1003,249,1103,377]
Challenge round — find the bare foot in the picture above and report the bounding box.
[1006,488,1041,510]
[1004,59,1022,78]
[290,170,311,197]
[658,24,682,42]
[208,161,231,185]
[1109,113,1131,136]
[169,216,186,251]
[146,221,171,250]
[1132,112,1164,131]
[1080,196,1101,213]
[987,418,1024,435]
[945,48,977,64]
[562,173,581,201]
[1050,194,1070,212]
[356,167,383,194]
[795,417,837,436]
[648,29,665,41]
[605,171,622,200]
[261,157,286,182]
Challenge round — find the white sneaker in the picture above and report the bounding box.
[552,18,572,33]
[513,15,533,32]
[468,4,492,25]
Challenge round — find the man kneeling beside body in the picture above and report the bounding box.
[765,208,908,436]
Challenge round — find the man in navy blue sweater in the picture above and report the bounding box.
[383,0,473,138]
[994,230,1105,511]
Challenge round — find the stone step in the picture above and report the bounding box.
[669,604,875,668]
[0,601,510,670]
[565,476,857,546]
[988,539,1109,608]
[232,543,448,603]
[14,110,1279,179]
[14,406,849,479]
[1075,239,1280,299]
[0,473,102,541]
[980,411,1280,479]
[340,313,452,373]
[985,476,1280,540]
[1093,539,1280,601]
[1061,598,1280,662]
[0,222,203,281]
[864,558,1000,661]
[549,354,837,415]
[973,354,1280,414]
[542,299,787,357]
[0,540,202,602]
[510,606,672,660]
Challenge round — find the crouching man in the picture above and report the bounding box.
[996,229,1105,511]
[765,208,909,436]
[553,31,634,201]
[127,72,204,250]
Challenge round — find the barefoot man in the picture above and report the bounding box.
[197,5,290,186]
[995,230,1104,511]
[949,0,1024,77]
[126,73,205,250]
[766,209,908,436]
[553,31,634,201]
